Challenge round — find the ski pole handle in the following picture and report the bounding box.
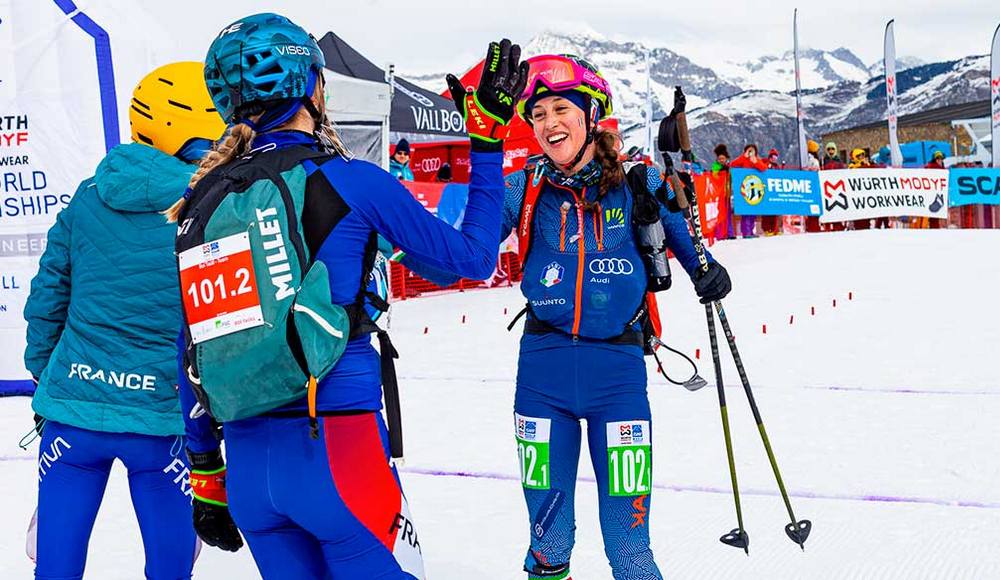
[676,112,691,153]
[667,172,689,210]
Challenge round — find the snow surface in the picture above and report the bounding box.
[2,230,999,579]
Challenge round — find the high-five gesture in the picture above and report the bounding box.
[446,39,529,151]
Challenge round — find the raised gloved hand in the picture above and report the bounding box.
[694,261,732,304]
[188,448,244,552]
[446,39,529,152]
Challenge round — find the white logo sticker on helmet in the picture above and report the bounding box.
[218,22,243,37]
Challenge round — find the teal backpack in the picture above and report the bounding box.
[176,145,354,429]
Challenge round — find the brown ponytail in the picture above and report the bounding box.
[164,123,256,223]
[593,128,624,199]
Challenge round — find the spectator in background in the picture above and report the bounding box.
[848,148,871,169]
[712,144,734,239]
[622,145,644,163]
[712,144,730,173]
[435,162,453,183]
[847,149,873,230]
[922,151,947,229]
[805,140,821,170]
[804,140,822,233]
[730,143,769,238]
[389,138,414,180]
[765,148,783,169]
[761,148,783,236]
[821,142,848,230]
[823,141,846,169]
[925,150,946,169]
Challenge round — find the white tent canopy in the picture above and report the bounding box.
[324,70,392,169]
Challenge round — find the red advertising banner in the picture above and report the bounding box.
[409,142,470,182]
[693,172,731,243]
[400,181,447,213]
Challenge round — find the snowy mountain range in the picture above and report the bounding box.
[687,55,989,163]
[868,56,926,77]
[403,31,989,164]
[714,47,871,93]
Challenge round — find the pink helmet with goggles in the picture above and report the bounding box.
[517,54,614,122]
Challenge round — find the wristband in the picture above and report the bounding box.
[190,465,229,507]
[464,92,510,144]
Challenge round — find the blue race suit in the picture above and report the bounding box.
[179,130,503,579]
[407,159,709,580]
[508,162,708,580]
[23,143,197,580]
[35,422,195,580]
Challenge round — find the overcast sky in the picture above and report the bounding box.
[103,1,996,76]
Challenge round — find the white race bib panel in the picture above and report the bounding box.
[606,420,651,497]
[515,413,551,490]
[178,232,264,344]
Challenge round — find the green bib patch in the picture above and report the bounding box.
[515,413,551,490]
[606,420,651,497]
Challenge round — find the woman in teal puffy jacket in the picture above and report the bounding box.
[22,62,225,580]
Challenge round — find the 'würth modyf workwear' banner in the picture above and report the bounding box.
[948,168,1000,207]
[0,2,117,393]
[731,169,821,216]
[819,169,949,223]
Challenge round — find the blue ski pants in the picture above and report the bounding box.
[514,335,663,580]
[34,421,196,580]
[223,413,424,579]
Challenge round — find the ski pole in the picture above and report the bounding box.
[670,128,811,550]
[710,301,811,549]
[665,145,749,553]
[662,85,811,549]
[675,182,749,553]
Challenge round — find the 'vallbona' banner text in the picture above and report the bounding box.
[819,168,949,223]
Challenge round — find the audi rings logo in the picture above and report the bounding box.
[588,258,634,275]
[419,158,442,173]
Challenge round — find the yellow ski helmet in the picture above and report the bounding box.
[129,61,226,157]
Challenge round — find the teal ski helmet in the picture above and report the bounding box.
[204,13,325,125]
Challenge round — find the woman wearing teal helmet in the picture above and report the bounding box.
[169,13,526,579]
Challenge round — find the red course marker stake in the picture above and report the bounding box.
[848,292,853,301]
[833,299,837,308]
[789,315,794,325]
[811,306,816,316]
[503,307,508,315]
[762,324,767,334]
[695,348,701,360]
[461,314,466,324]
[423,326,429,335]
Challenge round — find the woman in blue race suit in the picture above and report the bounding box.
[414,54,732,580]
[167,13,528,579]
[508,54,732,580]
